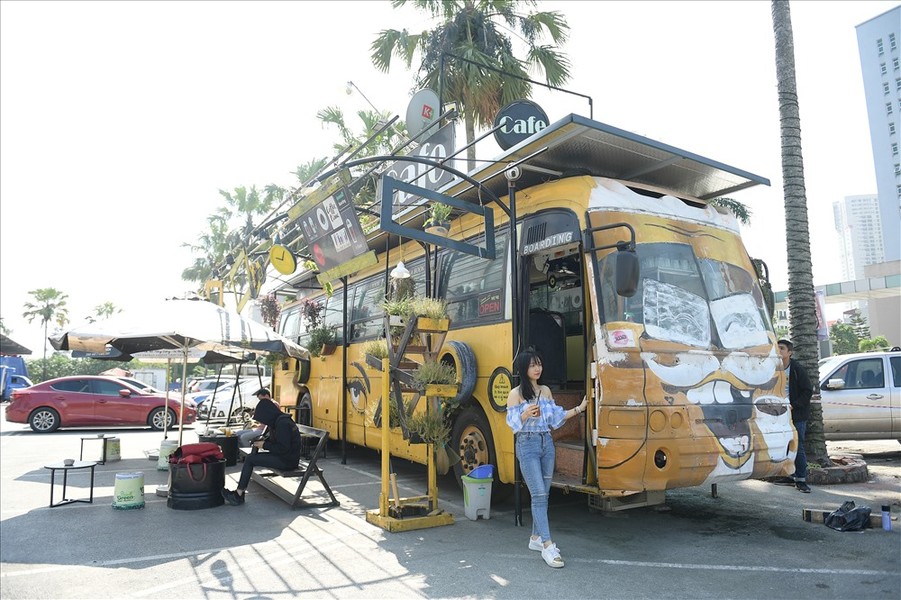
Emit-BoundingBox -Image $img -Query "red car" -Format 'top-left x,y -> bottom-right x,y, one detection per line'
5,375 -> 196,433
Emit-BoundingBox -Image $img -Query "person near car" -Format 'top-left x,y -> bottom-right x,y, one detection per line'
222,388 -> 301,505
777,339 -> 814,493
506,348 -> 587,568
232,388 -> 270,448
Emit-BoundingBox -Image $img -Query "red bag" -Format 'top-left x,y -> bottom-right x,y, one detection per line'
168,442 -> 224,465
168,442 -> 225,482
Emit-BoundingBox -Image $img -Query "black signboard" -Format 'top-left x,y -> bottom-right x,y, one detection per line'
493,99 -> 550,150
295,185 -> 371,277
383,122 -> 456,211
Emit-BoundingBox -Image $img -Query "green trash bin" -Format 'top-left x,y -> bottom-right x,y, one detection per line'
462,465 -> 493,520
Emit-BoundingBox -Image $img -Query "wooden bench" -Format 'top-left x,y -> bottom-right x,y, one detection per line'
238,424 -> 339,509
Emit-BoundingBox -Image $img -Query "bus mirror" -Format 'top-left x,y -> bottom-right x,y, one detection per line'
615,250 -> 639,297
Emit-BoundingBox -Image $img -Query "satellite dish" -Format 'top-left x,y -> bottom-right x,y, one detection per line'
405,89 -> 440,139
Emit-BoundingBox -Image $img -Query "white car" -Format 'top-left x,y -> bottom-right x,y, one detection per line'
197,377 -> 271,421
818,350 -> 900,441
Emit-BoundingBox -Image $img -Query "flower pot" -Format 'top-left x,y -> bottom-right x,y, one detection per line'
425,222 -> 450,237
320,343 -> 337,356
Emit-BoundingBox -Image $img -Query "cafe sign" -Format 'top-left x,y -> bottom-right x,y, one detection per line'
493,99 -> 549,150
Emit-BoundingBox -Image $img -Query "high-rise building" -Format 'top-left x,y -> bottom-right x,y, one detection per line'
833,194 -> 885,280
856,6 -> 901,262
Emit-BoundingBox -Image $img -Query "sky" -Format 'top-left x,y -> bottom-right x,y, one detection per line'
1,0 -> 896,357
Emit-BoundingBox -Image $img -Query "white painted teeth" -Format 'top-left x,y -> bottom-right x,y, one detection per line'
686,380 -> 742,405
721,435 -> 750,455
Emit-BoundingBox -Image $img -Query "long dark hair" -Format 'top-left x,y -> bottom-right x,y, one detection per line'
514,348 -> 543,402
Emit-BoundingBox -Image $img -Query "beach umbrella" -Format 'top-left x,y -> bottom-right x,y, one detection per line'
51,298 -> 308,445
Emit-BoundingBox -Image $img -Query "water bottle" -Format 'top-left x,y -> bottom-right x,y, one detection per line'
882,505 -> 892,532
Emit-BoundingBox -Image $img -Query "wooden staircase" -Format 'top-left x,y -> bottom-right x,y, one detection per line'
550,390 -> 586,482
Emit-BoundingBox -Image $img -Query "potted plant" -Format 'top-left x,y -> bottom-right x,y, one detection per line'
361,338 -> 389,369
412,360 -> 457,398
300,299 -> 336,357
424,201 -> 452,236
406,409 -> 451,447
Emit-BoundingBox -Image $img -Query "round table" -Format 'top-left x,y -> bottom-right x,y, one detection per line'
44,460 -> 97,508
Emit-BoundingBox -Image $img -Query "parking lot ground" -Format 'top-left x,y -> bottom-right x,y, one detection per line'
1,419 -> 899,599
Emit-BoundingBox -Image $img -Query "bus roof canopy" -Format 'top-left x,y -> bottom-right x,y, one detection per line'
445,113 -> 770,203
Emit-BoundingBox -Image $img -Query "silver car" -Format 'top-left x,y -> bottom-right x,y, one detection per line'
818,350 -> 900,441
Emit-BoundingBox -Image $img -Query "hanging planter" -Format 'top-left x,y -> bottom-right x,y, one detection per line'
425,222 -> 450,237
424,202 -> 452,237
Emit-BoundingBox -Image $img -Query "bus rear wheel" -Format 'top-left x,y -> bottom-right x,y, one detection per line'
451,407 -> 510,500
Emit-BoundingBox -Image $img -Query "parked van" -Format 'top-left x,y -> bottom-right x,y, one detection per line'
818,350 -> 900,441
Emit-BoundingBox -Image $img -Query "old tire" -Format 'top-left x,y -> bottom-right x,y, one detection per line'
440,341 -> 477,406
451,406 -> 510,500
296,392 -> 313,426
148,407 -> 177,431
29,407 -> 60,433
294,358 -> 311,385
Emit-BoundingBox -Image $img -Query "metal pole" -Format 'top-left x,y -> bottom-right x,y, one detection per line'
506,166 -> 523,527
341,276 -> 349,465
380,357 -> 391,516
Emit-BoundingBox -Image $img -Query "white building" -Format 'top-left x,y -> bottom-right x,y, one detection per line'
833,194 -> 885,281
856,6 -> 901,263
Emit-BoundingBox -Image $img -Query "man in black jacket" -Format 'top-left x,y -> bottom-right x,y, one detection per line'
778,339 -> 814,493
222,388 -> 301,505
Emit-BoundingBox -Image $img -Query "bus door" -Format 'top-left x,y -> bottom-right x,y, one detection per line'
518,209 -> 586,392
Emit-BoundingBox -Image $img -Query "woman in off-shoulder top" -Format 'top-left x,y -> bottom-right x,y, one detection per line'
506,349 -> 586,568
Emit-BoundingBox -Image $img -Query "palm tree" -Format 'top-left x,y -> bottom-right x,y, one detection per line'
92,302 -> 120,321
771,0 -> 827,466
371,0 -> 571,170
22,288 -> 69,380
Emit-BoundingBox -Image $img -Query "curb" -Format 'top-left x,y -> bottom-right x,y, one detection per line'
806,455 -> 869,485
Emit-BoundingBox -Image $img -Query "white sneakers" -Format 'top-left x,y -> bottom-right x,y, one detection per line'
528,536 -> 544,551
540,542 -> 564,568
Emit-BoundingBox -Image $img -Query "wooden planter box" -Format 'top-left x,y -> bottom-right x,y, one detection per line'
424,384 -> 458,398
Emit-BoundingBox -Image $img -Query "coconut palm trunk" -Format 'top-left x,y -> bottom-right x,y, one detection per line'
771,0 -> 828,466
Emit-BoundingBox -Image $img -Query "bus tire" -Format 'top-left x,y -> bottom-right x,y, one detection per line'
451,406 -> 511,501
295,392 -> 313,426
440,341 -> 477,406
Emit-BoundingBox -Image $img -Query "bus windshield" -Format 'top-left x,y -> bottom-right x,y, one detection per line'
598,242 -> 771,349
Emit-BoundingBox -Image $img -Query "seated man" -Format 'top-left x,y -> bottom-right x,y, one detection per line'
222,388 -> 301,506
233,388 -> 271,448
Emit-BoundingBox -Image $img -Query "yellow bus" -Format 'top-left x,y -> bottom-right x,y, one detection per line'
270,115 -> 794,509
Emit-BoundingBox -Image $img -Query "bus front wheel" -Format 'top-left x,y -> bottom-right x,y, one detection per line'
451,407 -> 509,499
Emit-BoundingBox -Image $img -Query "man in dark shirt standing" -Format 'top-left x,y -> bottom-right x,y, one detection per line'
778,339 -> 814,493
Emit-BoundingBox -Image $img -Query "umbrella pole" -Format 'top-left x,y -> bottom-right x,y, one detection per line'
178,348 -> 188,447
163,357 -> 172,440
203,364 -> 225,430
223,369 -> 241,430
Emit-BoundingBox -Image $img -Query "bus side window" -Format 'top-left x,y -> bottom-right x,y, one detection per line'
323,290 -> 345,341
351,278 -> 386,341
280,308 -> 301,341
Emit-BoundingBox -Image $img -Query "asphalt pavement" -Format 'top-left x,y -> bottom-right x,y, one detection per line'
1,417 -> 898,599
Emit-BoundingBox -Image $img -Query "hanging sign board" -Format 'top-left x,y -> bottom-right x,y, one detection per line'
493,99 -> 549,150
291,175 -> 375,283
383,122 -> 456,213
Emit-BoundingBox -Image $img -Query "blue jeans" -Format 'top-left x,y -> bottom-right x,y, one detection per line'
793,420 -> 807,482
516,431 -> 555,543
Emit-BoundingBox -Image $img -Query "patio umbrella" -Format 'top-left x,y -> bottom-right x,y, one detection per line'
51,298 -> 308,445
0,334 -> 32,356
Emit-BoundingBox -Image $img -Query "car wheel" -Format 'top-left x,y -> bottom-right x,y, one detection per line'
233,407 -> 254,424
149,407 -> 177,431
451,406 -> 510,500
29,407 -> 60,433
